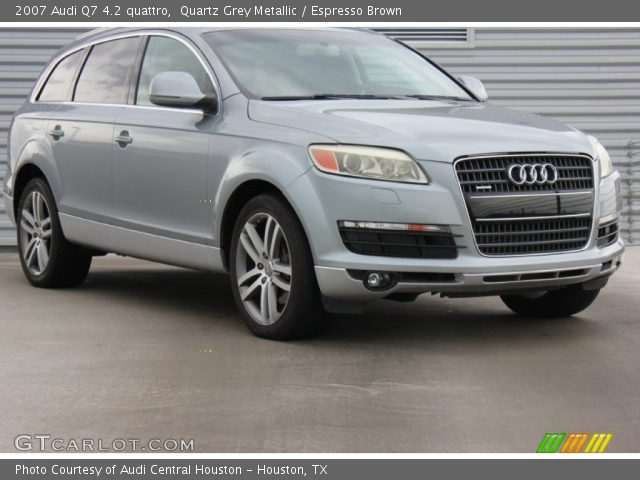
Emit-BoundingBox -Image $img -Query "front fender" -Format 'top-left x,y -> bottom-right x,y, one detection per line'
211,142 -> 313,246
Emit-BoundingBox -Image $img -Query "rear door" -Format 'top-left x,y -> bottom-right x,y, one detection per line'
48,36 -> 142,223
112,35 -> 215,244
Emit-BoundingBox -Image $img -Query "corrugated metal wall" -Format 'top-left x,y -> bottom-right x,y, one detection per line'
0,28 -> 88,247
425,28 -> 640,244
0,27 -> 639,248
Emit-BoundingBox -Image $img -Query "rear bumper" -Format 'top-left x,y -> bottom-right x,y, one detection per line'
315,239 -> 624,301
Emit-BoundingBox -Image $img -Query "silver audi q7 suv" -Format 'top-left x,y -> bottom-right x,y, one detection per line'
3,28 -> 624,339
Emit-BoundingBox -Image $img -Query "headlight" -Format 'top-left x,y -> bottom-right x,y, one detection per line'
308,145 -> 428,184
594,140 -> 615,178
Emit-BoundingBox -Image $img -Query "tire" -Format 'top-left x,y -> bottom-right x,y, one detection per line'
500,284 -> 600,318
229,194 -> 328,340
16,178 -> 92,288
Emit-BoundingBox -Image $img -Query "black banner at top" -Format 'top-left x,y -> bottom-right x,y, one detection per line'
4,0 -> 640,22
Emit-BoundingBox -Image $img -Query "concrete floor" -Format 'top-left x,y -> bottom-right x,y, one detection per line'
0,248 -> 638,453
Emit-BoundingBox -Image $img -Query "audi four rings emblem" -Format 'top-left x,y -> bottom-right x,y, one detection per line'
507,163 -> 559,185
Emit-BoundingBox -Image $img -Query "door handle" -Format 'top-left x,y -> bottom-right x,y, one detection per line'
115,131 -> 133,147
48,126 -> 64,140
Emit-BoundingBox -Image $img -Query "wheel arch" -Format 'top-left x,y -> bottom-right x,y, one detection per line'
219,179 -> 311,270
11,136 -> 63,216
12,163 -> 50,215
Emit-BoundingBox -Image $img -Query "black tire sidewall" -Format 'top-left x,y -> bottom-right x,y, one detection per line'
17,178 -> 61,285
229,194 -> 325,340
16,178 -> 90,288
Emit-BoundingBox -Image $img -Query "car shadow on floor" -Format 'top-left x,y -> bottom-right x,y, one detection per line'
75,265 -> 597,347
80,267 -> 240,326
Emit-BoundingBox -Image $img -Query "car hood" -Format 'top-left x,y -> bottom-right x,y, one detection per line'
248,99 -> 594,163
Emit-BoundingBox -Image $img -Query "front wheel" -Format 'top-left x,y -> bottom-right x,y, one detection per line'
501,284 -> 600,318
229,194 -> 328,340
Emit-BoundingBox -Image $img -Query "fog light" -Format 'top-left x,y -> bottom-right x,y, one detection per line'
364,271 -> 396,291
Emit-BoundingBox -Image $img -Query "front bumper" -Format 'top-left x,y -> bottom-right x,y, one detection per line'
315,239 -> 624,300
287,158 -> 624,302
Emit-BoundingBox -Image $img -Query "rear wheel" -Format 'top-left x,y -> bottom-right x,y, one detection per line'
17,178 -> 91,288
501,284 -> 600,318
229,194 -> 327,340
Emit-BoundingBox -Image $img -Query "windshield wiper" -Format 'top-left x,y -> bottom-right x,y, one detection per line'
259,94 -> 407,101
402,94 -> 471,101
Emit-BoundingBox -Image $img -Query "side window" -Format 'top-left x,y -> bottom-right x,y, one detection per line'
74,36 -> 141,104
136,36 -> 213,106
38,49 -> 85,102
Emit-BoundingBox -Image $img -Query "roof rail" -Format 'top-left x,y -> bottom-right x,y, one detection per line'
75,27 -> 114,40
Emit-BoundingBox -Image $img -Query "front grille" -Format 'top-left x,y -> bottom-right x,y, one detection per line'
597,219 -> 619,248
455,154 -> 595,256
455,155 -> 594,194
338,226 -> 458,259
474,217 -> 592,255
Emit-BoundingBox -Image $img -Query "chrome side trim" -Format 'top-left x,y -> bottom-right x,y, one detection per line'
59,213 -> 225,272
50,101 -> 206,115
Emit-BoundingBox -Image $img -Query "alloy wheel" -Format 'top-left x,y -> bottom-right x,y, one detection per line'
235,212 -> 292,325
19,191 -> 52,275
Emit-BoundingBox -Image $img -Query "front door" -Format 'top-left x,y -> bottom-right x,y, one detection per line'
112,35 -> 217,245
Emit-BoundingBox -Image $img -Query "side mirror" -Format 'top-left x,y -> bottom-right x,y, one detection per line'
458,75 -> 488,102
149,71 -> 217,112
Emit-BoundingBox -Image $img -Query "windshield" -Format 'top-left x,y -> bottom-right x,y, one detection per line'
204,29 -> 473,101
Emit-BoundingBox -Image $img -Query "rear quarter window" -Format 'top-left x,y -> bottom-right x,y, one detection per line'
37,49 -> 85,102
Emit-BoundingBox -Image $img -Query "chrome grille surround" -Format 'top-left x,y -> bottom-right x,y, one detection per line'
456,154 -> 593,194
454,153 -> 596,257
